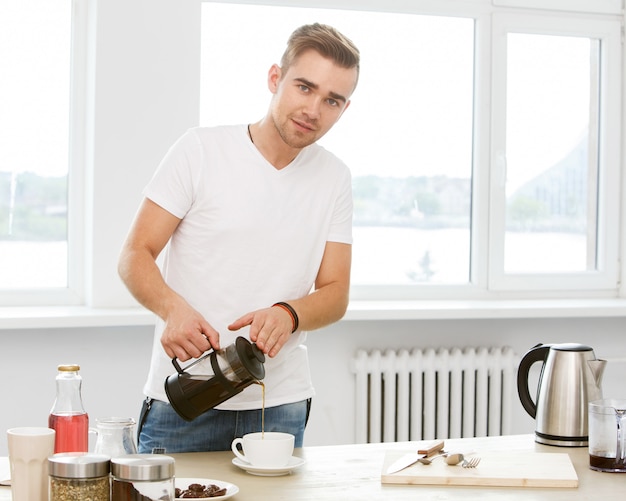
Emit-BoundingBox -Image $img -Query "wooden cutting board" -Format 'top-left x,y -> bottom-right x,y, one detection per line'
381,451 -> 578,488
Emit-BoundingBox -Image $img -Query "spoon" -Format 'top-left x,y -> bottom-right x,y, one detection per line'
444,453 -> 465,466
447,454 -> 481,468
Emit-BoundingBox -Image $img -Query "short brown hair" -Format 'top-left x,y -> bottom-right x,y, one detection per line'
280,23 -> 360,87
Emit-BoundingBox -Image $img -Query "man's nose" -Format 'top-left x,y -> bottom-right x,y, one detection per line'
303,96 -> 322,119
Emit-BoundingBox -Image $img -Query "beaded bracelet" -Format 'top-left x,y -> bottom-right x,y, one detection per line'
273,301 -> 299,333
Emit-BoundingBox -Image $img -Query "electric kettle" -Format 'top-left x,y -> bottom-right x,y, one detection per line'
164,336 -> 265,421
517,342 -> 606,447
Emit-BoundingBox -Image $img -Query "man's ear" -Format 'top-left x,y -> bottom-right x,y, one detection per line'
267,64 -> 282,94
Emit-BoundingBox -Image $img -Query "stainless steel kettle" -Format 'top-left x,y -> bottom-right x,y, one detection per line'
517,342 -> 606,447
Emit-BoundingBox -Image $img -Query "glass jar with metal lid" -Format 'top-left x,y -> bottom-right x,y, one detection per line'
49,453 -> 110,501
111,454 -> 175,501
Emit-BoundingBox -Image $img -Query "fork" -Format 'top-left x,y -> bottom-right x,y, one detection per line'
461,456 -> 481,468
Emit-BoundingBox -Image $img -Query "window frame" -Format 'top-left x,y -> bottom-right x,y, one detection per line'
488,12 -> 622,293
206,0 -> 621,301
0,0 -> 86,306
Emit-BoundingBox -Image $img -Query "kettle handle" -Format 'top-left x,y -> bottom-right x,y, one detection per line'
516,343 -> 551,418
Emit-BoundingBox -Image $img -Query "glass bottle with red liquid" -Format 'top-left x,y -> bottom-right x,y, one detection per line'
48,364 -> 89,453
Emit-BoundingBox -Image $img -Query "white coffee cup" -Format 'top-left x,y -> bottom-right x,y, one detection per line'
231,432 -> 294,468
7,427 -> 56,501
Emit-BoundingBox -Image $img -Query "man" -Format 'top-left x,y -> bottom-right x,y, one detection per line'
118,23 -> 360,453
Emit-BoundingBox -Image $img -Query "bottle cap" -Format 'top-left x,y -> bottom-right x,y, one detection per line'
49,453 -> 110,478
57,364 -> 81,372
111,454 -> 175,480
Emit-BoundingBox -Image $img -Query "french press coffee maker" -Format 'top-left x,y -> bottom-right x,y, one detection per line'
164,336 -> 265,421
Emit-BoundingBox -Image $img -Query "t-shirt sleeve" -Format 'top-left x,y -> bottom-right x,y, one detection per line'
327,164 -> 353,245
143,129 -> 202,219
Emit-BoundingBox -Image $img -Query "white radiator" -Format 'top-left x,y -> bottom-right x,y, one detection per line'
351,346 -> 518,443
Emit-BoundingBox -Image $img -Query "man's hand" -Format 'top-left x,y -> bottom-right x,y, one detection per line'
228,305 -> 294,358
161,297 -> 220,361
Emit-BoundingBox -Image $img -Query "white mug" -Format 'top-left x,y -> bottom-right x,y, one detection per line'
231,432 -> 294,468
7,427 -> 56,501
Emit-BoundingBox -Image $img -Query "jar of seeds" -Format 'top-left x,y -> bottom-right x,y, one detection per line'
111,454 -> 175,501
49,453 -> 110,501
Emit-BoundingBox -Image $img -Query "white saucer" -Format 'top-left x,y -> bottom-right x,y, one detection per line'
232,456 -> 305,476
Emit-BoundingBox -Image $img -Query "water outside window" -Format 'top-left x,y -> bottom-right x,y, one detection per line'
0,0 -> 71,289
504,33 -> 598,274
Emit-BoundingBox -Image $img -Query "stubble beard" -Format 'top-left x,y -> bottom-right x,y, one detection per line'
271,113 -> 319,150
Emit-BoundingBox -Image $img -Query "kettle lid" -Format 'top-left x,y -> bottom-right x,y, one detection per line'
235,337 -> 266,380
551,343 -> 593,352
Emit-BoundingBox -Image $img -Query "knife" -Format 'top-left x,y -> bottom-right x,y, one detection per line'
385,440 -> 444,474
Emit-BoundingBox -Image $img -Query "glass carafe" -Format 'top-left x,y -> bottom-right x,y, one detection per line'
93,417 -> 138,457
589,399 -> 626,472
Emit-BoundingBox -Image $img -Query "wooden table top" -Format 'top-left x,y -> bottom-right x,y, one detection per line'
0,434 -> 623,500
172,434 -> 622,500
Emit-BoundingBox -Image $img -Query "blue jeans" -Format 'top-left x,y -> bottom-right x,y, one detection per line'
137,398 -> 310,453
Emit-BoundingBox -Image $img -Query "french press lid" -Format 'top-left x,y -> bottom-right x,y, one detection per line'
233,336 -> 265,380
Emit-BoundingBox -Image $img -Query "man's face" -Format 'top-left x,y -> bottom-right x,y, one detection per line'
268,49 -> 358,149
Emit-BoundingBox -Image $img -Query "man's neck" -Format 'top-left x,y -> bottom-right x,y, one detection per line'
248,121 -> 301,170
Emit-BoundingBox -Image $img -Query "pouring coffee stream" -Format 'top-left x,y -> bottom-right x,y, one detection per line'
165,336 -> 266,421
255,380 -> 266,438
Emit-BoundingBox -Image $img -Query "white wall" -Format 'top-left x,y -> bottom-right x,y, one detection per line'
85,0 -> 201,308
1,316 -> 625,455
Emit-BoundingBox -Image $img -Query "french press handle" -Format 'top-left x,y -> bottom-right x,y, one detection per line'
171,351 -> 213,374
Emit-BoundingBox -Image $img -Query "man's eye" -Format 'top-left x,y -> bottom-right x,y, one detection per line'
327,98 -> 339,107
299,84 -> 310,92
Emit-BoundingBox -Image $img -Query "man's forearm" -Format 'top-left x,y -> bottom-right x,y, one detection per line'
118,248 -> 178,321
287,282 -> 349,332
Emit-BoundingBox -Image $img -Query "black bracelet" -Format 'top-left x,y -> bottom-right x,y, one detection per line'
273,301 -> 299,333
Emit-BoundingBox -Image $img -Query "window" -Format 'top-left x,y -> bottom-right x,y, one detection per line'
0,0 -> 79,304
2,0 -> 622,309
489,14 -> 621,292
200,1 -> 622,299
504,34 -> 597,275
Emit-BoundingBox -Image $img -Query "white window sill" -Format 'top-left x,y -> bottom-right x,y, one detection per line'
1,298 -> 626,330
343,298 -> 626,320
0,306 -> 157,330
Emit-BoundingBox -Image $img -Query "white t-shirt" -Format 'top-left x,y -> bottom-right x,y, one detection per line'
142,125 -> 353,410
